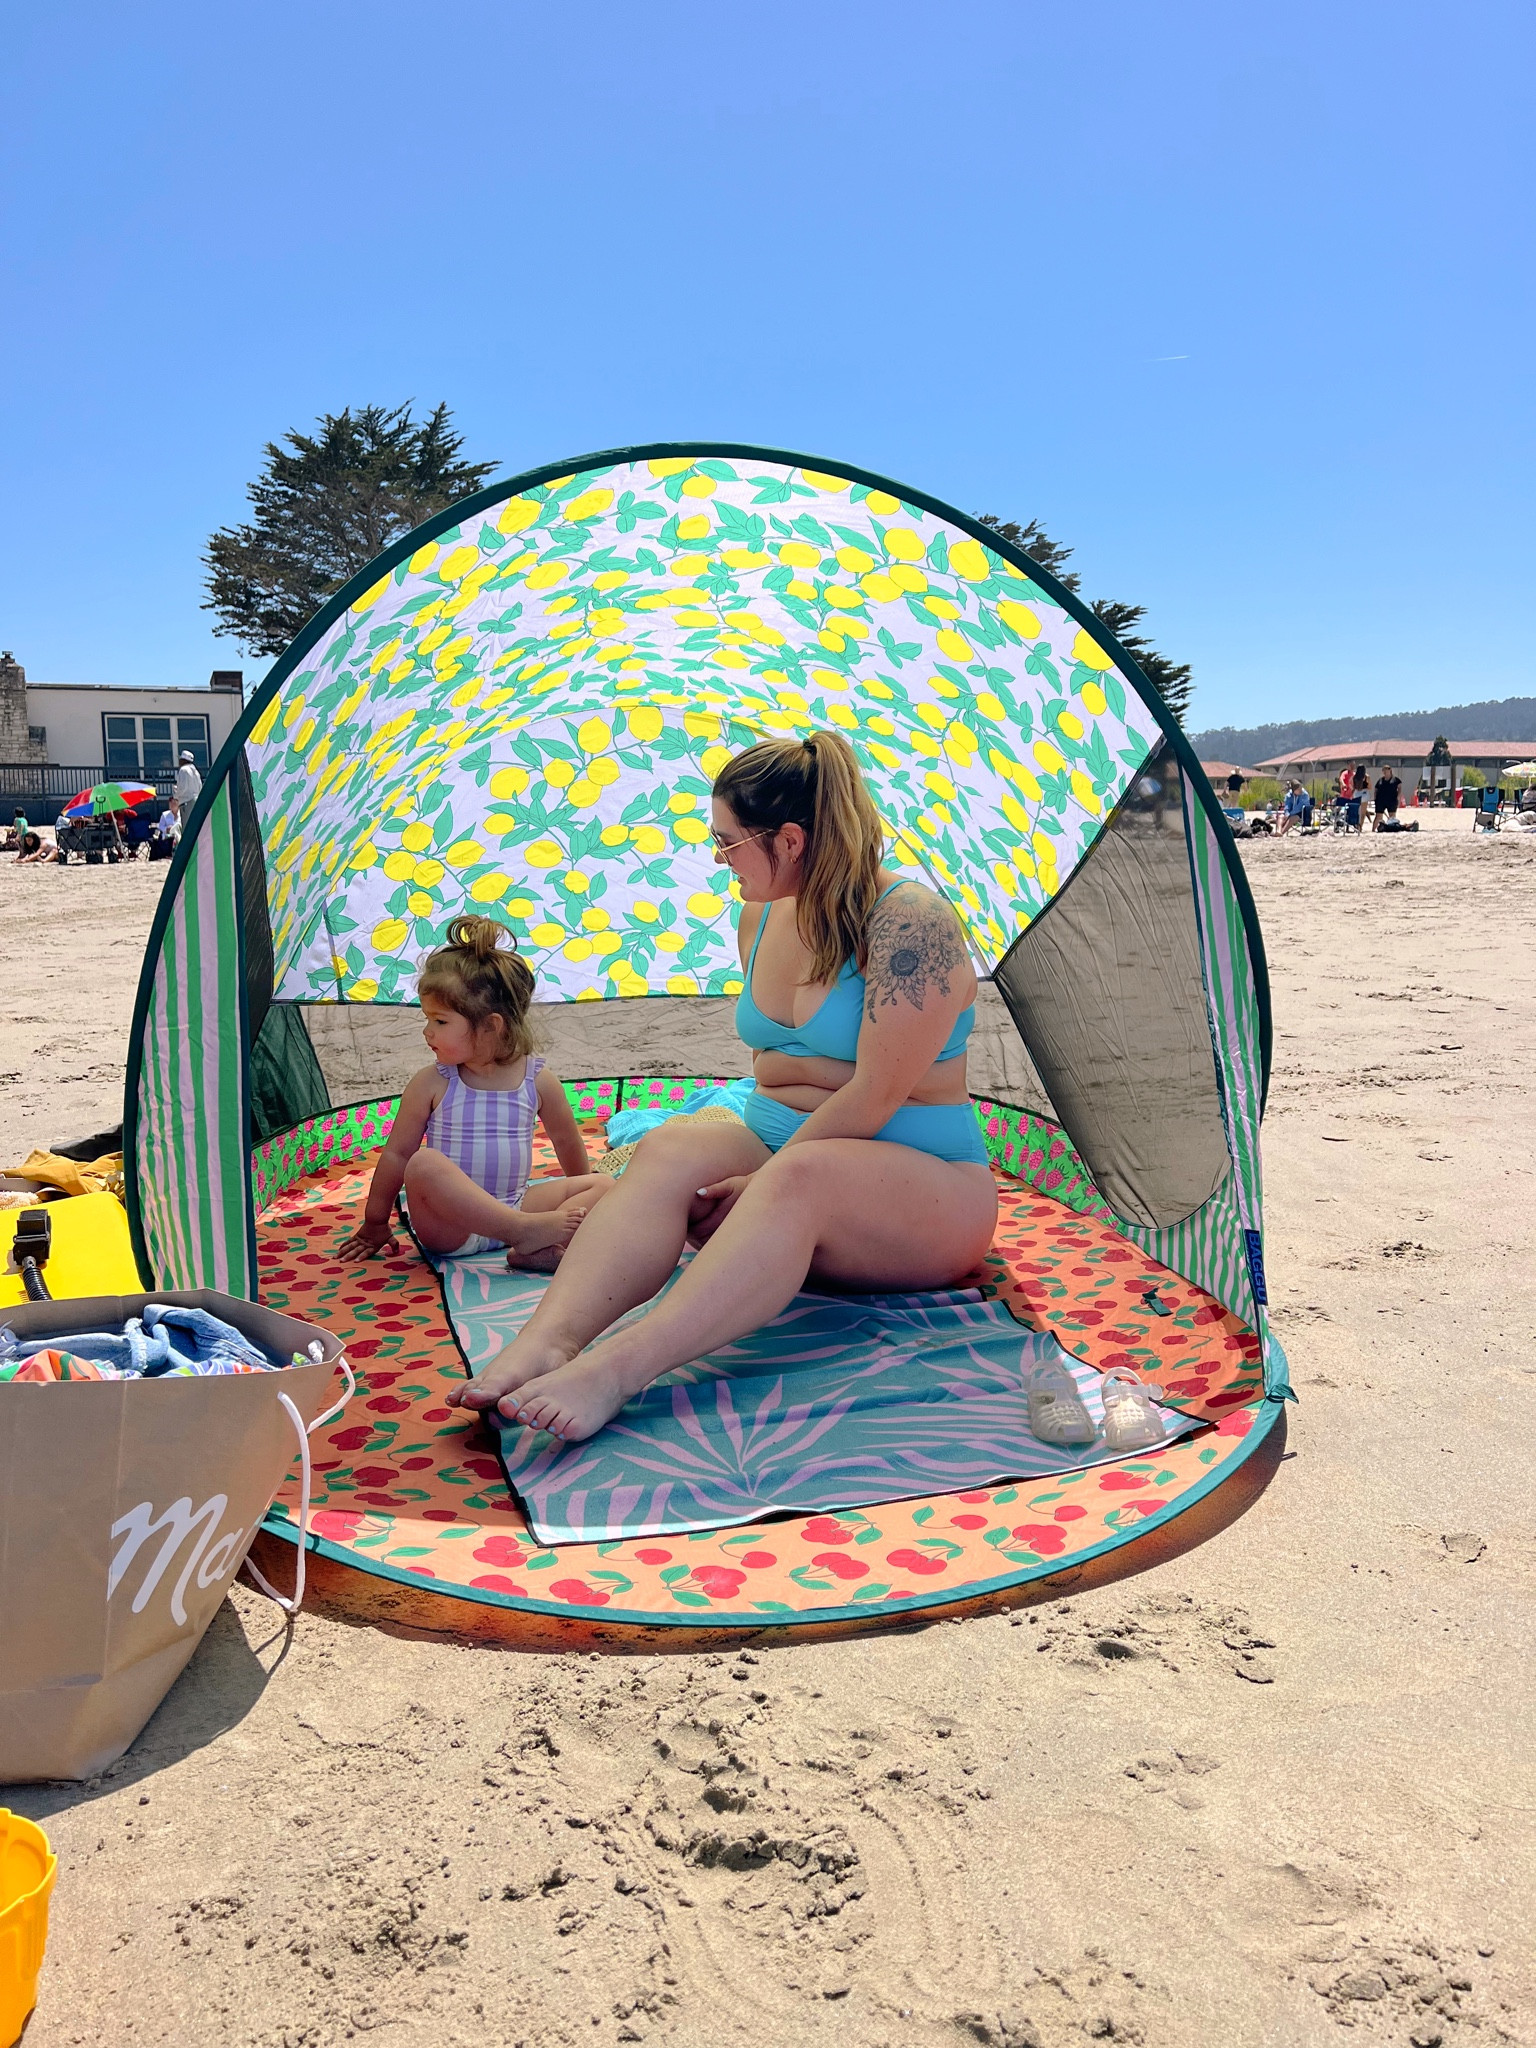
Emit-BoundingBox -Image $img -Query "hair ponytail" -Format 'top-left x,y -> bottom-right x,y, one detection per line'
417,915 -> 538,1057
713,730 -> 884,983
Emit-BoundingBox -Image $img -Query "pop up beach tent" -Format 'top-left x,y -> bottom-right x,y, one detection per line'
124,445 -> 1287,1636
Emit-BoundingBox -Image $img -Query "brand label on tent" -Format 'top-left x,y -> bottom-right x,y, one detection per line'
1243,1229 -> 1268,1307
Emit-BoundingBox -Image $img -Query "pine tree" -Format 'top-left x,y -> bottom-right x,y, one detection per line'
1088,599 -> 1194,727
204,404 -> 498,655
975,513 -> 1193,726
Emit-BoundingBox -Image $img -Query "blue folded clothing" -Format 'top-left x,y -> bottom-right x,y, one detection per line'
605,1078 -> 755,1149
0,1303 -> 277,1379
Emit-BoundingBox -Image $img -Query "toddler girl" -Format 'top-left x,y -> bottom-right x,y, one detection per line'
338,916 -> 610,1268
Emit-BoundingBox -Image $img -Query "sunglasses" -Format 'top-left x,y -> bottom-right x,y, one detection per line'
710,826 -> 773,857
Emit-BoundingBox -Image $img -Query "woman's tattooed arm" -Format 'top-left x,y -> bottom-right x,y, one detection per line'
864,885 -> 967,1017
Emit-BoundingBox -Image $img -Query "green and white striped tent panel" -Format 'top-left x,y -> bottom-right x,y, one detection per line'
1118,780 -> 1285,1397
129,774 -> 256,1295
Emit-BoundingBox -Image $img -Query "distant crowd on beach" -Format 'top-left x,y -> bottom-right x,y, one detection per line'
1277,762 -> 1404,834
1223,761 -> 1536,838
4,753 -> 203,867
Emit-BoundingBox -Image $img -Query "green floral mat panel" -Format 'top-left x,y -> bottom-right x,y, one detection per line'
252,1097 -> 401,1213
249,1082 -> 1109,1220
973,1098 -> 1109,1218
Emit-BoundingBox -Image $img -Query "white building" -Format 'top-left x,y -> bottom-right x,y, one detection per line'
1,652 -> 247,820
1254,737 -> 1536,797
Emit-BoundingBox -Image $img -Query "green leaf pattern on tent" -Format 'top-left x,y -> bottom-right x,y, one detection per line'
244,459 -> 1162,1004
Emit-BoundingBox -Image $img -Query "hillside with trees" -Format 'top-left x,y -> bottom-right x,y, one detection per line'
1192,695 -> 1536,763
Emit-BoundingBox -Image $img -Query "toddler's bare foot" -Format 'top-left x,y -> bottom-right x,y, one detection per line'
506,1208 -> 583,1258
446,1334 -> 577,1412
503,1348 -> 651,1442
505,1244 -> 565,1273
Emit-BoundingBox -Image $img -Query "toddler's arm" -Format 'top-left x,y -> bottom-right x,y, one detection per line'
337,1067 -> 439,1258
534,1067 -> 593,1178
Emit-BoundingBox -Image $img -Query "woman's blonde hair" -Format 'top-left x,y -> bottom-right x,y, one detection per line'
417,916 -> 537,1058
713,730 -> 884,983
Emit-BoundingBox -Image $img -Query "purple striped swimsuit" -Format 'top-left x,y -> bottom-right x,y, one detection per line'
422,1057 -> 543,1205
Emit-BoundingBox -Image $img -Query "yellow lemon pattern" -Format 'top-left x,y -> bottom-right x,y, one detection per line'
248,456 -> 1159,1002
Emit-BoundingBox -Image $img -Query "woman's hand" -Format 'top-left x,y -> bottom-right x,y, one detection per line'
337,1216 -> 398,1260
686,1174 -> 753,1246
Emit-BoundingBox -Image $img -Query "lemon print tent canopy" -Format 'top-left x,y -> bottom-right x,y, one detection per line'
123,444 -> 1274,1383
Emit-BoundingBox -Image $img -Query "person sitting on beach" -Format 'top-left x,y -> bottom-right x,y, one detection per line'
15,831 -> 58,864
337,917 -> 612,1270
448,729 -> 998,1443
1278,781 -> 1309,835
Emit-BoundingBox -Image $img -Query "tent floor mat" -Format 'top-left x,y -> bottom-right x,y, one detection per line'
258,1124 -> 1281,1635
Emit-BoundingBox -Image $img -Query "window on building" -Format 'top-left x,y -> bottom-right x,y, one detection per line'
103,714 -> 210,779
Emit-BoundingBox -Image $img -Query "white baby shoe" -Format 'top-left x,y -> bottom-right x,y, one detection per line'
1026,1356 -> 1099,1446
1099,1367 -> 1168,1453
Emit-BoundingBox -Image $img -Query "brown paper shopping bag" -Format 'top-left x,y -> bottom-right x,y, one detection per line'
0,1290 -> 352,1783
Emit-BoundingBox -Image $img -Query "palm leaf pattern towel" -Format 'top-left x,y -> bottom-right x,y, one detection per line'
438,1256 -> 1200,1544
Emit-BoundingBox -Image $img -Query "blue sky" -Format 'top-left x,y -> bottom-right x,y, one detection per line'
3,0 -> 1531,732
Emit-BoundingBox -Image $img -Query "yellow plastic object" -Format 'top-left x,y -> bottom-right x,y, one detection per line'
0,1191 -> 141,1309
0,1810 -> 56,2047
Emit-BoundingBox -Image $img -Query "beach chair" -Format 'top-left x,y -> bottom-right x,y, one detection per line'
1472,787 -> 1503,832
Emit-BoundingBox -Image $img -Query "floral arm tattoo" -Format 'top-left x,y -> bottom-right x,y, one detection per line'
865,885 -> 967,1018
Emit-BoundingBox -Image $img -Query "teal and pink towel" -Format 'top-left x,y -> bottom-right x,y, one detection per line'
436,1254 -> 1200,1544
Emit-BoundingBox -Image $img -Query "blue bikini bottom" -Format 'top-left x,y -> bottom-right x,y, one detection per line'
741,1088 -> 990,1166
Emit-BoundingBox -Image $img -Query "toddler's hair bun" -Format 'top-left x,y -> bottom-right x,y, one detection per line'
445,915 -> 519,961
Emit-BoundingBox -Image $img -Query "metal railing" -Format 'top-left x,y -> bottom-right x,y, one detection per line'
0,763 -> 178,798
0,763 -> 178,823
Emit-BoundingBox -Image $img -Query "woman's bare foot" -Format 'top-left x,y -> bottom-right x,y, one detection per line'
445,1334 -> 577,1412
502,1347 -> 652,1442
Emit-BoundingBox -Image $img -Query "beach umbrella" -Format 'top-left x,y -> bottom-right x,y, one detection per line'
62,781 -> 157,819
1500,761 -> 1536,782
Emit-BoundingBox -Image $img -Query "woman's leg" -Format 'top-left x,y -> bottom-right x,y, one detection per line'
446,1120 -> 771,1411
402,1149 -> 581,1257
507,1141 -> 998,1441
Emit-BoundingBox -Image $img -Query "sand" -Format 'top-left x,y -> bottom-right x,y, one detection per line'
3,810 -> 1534,2048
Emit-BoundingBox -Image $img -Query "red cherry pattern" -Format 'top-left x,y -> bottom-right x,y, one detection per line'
252,1101 -> 1271,1623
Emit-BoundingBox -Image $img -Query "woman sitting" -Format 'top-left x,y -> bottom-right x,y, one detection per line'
449,729 -> 998,1441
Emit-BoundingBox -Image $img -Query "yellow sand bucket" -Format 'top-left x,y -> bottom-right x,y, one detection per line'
0,1811 -> 56,2046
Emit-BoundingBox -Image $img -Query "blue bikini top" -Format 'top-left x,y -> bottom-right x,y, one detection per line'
734,882 -> 974,1065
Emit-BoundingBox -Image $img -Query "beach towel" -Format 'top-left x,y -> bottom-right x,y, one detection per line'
0,1301 -> 276,1379
602,1078 -> 754,1149
436,1252 -> 1202,1543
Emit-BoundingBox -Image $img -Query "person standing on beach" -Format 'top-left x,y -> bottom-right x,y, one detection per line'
1373,765 -> 1401,830
172,749 -> 202,825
